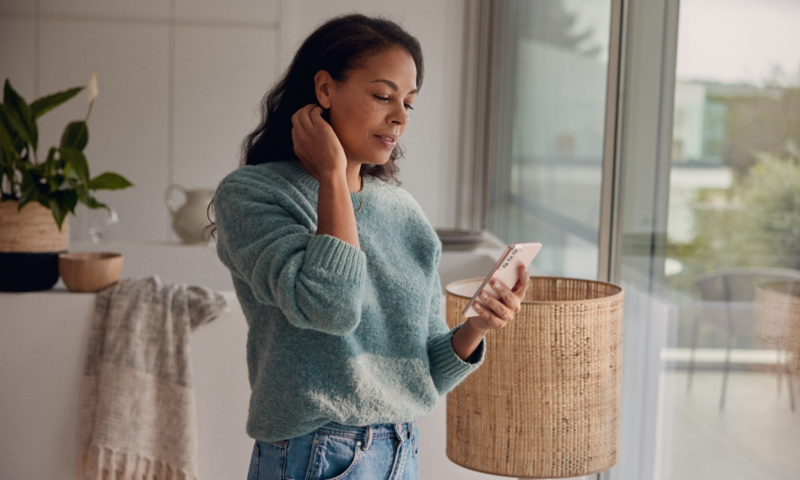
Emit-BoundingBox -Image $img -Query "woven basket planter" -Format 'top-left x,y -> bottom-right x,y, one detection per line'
445,276 -> 624,478
753,281 -> 800,350
0,200 -> 69,291
753,281 -> 800,409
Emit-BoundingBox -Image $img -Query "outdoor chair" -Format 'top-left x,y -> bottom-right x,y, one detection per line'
687,267 -> 800,411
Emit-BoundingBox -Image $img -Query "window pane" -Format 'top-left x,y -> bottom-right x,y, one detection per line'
617,1 -> 800,479
487,0 -> 612,279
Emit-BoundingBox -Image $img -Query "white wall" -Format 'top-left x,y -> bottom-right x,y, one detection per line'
0,0 -> 462,245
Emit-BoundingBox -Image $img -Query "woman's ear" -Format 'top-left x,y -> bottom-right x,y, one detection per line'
314,70 -> 334,109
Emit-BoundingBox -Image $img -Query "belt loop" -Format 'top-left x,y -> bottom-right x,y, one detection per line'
410,420 -> 415,439
364,424 -> 373,451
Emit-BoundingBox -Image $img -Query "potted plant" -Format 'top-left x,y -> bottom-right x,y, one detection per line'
0,70 -> 133,292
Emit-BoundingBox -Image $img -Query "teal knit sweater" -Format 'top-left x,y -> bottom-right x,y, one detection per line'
214,159 -> 485,442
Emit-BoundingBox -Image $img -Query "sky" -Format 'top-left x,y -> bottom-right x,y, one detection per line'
676,0 -> 800,85
564,0 -> 800,87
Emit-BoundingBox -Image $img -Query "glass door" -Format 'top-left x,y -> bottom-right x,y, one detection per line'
610,0 -> 800,478
485,0 -> 613,280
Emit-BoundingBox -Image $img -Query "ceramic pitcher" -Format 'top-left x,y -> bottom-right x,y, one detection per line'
165,184 -> 215,244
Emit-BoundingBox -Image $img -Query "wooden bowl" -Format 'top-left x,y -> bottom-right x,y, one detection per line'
58,252 -> 124,293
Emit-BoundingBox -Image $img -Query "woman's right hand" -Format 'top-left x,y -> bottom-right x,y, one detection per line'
291,104 -> 347,179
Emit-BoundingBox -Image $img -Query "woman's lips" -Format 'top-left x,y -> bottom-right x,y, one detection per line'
375,135 -> 397,148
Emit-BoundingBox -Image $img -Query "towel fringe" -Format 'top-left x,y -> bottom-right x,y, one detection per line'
82,444 -> 199,480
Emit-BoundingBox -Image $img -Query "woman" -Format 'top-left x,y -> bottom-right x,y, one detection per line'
211,13 -> 530,480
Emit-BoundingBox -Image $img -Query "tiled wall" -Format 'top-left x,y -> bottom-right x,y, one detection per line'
0,0 -> 465,243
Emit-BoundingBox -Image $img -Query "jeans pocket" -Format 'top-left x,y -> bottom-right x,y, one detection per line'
314,434 -> 362,480
250,439 -> 287,480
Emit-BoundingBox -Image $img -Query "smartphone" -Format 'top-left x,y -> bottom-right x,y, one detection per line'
462,242 -> 542,317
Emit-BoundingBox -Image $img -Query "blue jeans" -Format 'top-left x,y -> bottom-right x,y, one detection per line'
247,421 -> 419,480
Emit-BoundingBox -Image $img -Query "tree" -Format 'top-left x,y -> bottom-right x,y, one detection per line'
513,0 -> 602,58
739,153 -> 800,269
718,65 -> 800,176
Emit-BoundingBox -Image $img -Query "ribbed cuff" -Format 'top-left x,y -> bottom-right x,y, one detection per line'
304,234 -> 366,283
429,324 -> 486,378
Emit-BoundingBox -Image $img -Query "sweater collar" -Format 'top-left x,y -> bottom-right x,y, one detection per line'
280,159 -> 378,212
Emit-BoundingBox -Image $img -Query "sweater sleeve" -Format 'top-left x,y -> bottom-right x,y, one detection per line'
214,176 -> 367,336
426,250 -> 486,395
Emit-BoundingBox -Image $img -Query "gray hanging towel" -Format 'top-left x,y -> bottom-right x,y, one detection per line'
78,275 -> 229,480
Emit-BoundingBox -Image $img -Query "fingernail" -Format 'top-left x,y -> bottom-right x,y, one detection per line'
481,292 -> 488,300
474,303 -> 482,310
493,281 -> 500,288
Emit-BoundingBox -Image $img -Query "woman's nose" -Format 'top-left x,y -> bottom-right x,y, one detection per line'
389,103 -> 409,126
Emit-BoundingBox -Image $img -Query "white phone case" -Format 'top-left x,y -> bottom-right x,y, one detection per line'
462,242 -> 542,317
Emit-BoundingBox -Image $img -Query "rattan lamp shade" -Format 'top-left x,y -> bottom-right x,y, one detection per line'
445,276 -> 624,479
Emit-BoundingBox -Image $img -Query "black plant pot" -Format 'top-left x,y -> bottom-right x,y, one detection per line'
0,201 -> 70,292
0,251 -> 64,292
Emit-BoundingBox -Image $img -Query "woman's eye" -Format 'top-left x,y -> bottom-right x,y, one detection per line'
373,95 -> 413,111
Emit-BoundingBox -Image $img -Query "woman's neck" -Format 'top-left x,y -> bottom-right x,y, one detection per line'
344,161 -> 363,193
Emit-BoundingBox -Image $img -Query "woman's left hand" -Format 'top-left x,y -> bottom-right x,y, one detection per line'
469,264 -> 530,331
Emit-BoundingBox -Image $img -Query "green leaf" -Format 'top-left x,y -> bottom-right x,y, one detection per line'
88,172 -> 133,190
0,104 -> 29,157
65,176 -> 84,193
60,121 -> 88,150
63,162 -> 78,181
48,196 -> 67,231
55,189 -> 79,216
3,80 -> 37,153
79,191 -> 108,210
43,147 -> 57,177
0,100 -> 32,148
30,86 -> 83,118
0,116 -> 18,164
59,147 -> 89,185
17,173 -> 42,209
45,171 -> 66,193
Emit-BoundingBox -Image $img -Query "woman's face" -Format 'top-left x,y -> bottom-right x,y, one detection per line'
325,46 -> 418,166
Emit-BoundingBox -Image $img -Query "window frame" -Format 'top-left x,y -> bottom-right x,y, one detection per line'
459,2 -> 684,480
458,0 -> 630,284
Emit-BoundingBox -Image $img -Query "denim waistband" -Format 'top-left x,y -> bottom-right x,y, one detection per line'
313,420 -> 415,450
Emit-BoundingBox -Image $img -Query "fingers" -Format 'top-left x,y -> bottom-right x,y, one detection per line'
291,104 -> 348,181
477,291 -> 512,321
291,105 -> 321,158
296,104 -> 317,131
472,302 -> 507,330
487,279 -> 521,314
291,109 -> 302,132
291,104 -> 320,133
309,104 -> 325,124
513,264 -> 530,295
472,276 -> 524,329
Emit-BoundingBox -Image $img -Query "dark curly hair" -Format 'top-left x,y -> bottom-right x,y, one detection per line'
205,13 -> 424,241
